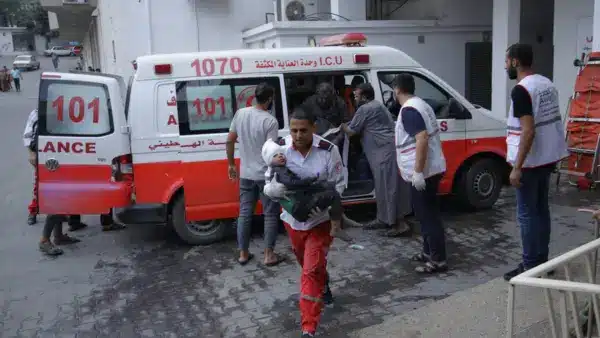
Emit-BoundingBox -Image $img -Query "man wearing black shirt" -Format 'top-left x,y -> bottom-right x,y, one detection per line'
503,43 -> 568,281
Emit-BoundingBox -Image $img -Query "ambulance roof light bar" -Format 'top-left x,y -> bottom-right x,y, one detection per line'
319,33 -> 367,47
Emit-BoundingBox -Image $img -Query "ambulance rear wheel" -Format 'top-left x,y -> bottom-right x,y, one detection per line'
171,195 -> 229,245
456,158 -> 502,210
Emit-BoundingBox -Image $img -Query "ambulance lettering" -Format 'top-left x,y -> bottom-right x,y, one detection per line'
319,56 -> 343,66
191,56 -> 243,77
439,121 -> 448,132
40,141 -> 96,154
167,113 -> 178,125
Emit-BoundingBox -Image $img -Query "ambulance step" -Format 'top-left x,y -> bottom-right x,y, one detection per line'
568,117 -> 600,123
558,170 -> 589,177
568,147 -> 597,155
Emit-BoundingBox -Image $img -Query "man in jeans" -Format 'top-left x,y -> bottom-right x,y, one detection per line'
502,43 -> 568,281
226,83 -> 284,266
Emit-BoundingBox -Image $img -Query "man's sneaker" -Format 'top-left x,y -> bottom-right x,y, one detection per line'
301,332 -> 315,337
39,241 -> 63,256
323,286 -> 334,305
27,214 -> 37,226
54,235 -> 81,245
504,264 -> 524,281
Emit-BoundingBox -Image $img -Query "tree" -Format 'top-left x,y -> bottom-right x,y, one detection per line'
0,0 -> 49,35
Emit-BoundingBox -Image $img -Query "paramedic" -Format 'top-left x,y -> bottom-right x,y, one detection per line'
393,74 -> 449,274
226,82 -> 284,267
502,43 -> 568,281
341,83 -> 412,236
264,107 -> 344,337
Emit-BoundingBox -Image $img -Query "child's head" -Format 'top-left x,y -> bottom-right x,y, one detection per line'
271,152 -> 286,166
262,138 -> 286,167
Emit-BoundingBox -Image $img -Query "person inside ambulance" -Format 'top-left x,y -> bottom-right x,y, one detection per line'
262,107 -> 343,338
502,43 -> 568,281
302,82 -> 347,136
393,74 -> 449,273
341,83 -> 412,236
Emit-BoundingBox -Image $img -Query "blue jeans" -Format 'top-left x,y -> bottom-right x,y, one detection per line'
237,178 -> 280,252
516,165 -> 553,269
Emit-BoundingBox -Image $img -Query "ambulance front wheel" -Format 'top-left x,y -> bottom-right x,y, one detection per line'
455,158 -> 503,210
171,195 -> 229,245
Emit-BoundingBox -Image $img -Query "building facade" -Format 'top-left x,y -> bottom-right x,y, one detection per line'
40,0 -> 600,120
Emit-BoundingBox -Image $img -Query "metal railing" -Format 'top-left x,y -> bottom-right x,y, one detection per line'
507,210 -> 600,338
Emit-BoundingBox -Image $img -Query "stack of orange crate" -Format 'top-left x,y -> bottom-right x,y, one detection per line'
564,52 -> 600,188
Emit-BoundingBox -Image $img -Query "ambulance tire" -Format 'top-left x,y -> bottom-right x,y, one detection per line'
171,195 -> 228,245
456,158 -> 503,210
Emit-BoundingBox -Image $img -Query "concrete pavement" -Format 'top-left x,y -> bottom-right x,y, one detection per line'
1,55 -> 600,337
352,258 -> 598,338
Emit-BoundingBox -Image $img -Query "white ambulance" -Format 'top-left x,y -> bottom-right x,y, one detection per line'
35,33 -> 507,245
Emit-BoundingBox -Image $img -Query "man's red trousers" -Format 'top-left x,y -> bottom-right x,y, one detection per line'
284,221 -> 333,334
28,169 -> 38,214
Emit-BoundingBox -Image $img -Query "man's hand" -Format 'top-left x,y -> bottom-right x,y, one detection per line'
411,172 -> 426,191
593,209 -> 600,220
28,150 -> 36,167
228,164 -> 238,181
509,168 -> 522,188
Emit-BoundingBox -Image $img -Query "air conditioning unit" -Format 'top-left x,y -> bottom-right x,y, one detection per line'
274,0 -> 318,21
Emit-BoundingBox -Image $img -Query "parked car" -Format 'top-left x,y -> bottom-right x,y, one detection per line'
43,46 -> 72,57
12,55 -> 40,71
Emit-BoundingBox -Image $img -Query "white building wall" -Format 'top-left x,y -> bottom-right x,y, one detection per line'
387,0 -> 492,25
0,31 -> 14,54
554,0 -> 594,117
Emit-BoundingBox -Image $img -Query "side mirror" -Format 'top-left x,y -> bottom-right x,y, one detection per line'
448,98 -> 471,120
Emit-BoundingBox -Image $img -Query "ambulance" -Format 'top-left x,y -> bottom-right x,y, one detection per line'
35,33 -> 508,245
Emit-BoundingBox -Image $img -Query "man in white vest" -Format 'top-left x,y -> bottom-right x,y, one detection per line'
502,43 -> 568,281
393,74 -> 448,274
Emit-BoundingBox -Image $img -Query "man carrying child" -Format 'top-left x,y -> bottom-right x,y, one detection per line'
262,107 -> 346,338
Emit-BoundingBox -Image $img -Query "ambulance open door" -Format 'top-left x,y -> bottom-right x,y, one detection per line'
36,72 -> 133,215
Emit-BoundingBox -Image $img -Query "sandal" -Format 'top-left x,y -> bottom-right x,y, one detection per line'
102,223 -> 126,232
39,241 -> 63,256
238,253 -> 254,266
410,252 -> 430,263
415,261 -> 448,274
381,227 -> 412,238
265,254 -> 286,267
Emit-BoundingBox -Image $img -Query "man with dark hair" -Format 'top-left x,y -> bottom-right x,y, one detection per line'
263,107 -> 344,337
226,82 -> 284,267
502,43 -> 568,281
303,82 -> 348,135
394,73 -> 448,273
341,83 -> 412,236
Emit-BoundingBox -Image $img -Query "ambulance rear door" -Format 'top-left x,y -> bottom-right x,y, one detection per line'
36,72 -> 133,215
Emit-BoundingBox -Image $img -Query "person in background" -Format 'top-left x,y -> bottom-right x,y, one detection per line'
393,74 -> 448,273
51,53 -> 59,71
11,66 -> 21,92
263,108 -> 344,338
341,83 -> 412,237
226,82 -> 284,267
502,43 -> 568,281
0,66 -> 11,91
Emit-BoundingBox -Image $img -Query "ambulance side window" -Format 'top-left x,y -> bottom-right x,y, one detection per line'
38,80 -> 113,136
377,72 -> 451,119
176,76 -> 284,135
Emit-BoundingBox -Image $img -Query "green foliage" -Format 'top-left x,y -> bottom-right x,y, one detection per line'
0,0 -> 50,35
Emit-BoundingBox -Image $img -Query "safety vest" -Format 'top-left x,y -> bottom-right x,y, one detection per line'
506,75 -> 568,167
395,96 -> 446,181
